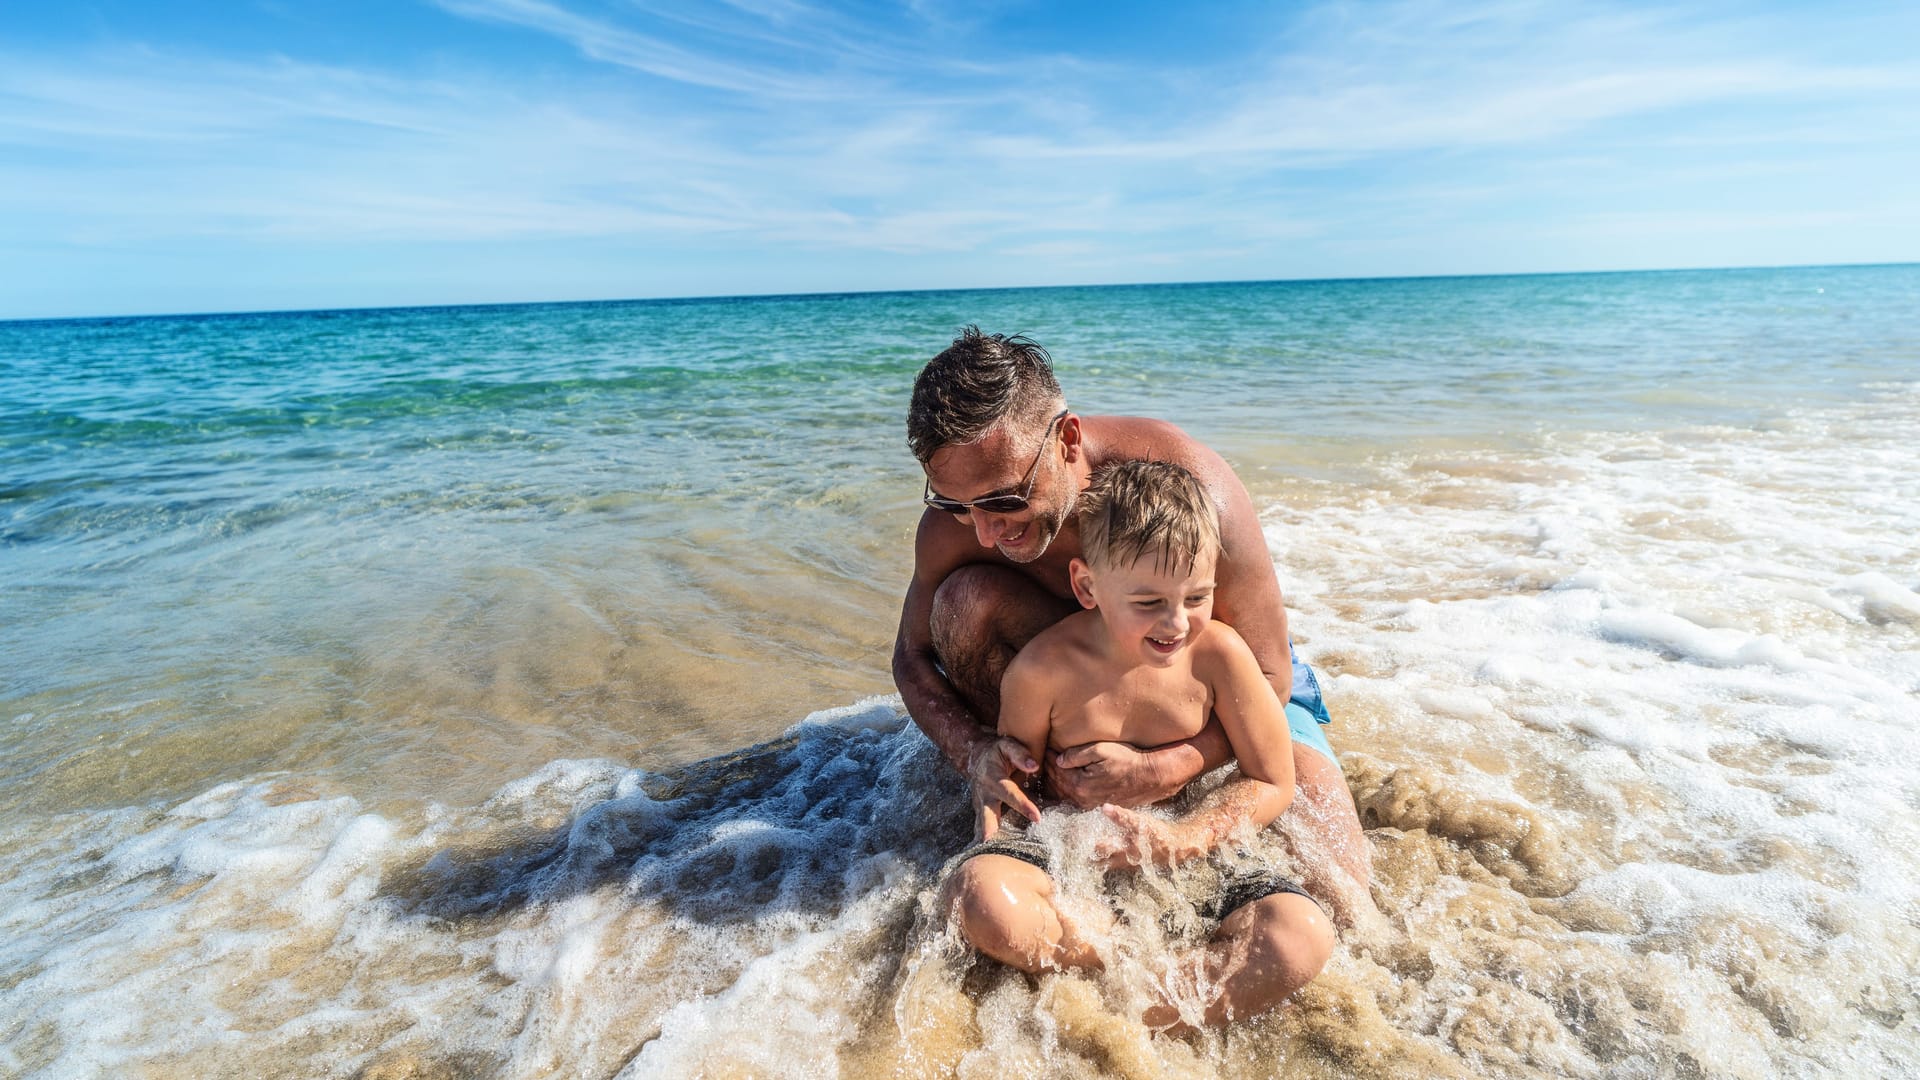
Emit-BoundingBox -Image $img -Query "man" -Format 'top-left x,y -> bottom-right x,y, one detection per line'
892,327 -> 1370,897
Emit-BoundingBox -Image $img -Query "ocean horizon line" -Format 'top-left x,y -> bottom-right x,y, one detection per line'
5,263 -> 1916,1075
7,259 -> 1914,328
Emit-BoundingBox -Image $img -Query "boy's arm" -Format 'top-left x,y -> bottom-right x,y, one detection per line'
1099,629 -> 1294,867
985,654 -> 1055,841
1204,627 -> 1296,804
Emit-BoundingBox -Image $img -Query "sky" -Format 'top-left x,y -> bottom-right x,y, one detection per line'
2,0 -> 1917,319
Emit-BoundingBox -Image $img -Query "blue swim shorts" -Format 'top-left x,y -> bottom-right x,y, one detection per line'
1286,701 -> 1337,766
1286,650 -> 1337,765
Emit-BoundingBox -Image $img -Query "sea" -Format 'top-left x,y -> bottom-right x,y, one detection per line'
1,265 -> 1916,1078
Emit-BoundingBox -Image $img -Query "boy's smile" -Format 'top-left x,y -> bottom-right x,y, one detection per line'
1071,549 -> 1218,667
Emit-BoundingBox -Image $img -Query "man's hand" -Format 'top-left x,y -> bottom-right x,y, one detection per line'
970,736 -> 1043,841
1047,742 -> 1181,809
1093,804 -> 1204,869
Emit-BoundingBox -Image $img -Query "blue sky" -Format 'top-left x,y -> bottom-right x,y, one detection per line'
3,1 -> 1917,318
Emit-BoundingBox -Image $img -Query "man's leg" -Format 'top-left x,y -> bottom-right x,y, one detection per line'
1279,701 -> 1372,899
946,854 -> 1103,972
1291,745 -> 1373,895
1142,892 -> 1335,1032
930,564 -> 1078,720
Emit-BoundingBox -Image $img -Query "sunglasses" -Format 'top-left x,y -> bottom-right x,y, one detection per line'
923,409 -> 1069,517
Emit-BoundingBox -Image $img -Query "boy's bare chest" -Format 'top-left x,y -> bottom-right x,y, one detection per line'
1049,666 -> 1211,750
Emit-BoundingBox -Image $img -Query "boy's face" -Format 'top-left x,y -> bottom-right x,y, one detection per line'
1070,548 -> 1218,667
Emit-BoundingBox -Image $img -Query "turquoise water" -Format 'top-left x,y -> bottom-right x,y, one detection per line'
2,266 -> 1918,1078
8,268 -> 1910,555
7,266 -> 1908,568
5,267 -> 1913,803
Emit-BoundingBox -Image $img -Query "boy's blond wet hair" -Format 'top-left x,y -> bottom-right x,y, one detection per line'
1078,459 -> 1221,574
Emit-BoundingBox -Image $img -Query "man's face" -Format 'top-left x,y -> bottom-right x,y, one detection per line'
1071,548 -> 1218,668
923,413 -> 1073,563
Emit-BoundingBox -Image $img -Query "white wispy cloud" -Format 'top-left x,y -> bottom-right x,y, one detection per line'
2,0 -> 1916,315
432,0 -> 861,98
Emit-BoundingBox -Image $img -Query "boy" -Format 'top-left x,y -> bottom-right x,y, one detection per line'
947,459 -> 1335,1031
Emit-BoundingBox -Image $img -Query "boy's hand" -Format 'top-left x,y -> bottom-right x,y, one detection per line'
970,736 -> 1042,841
1093,804 -> 1203,869
1049,742 -> 1181,808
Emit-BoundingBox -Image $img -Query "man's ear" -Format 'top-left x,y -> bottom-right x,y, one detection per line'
1069,557 -> 1098,609
1058,412 -> 1082,464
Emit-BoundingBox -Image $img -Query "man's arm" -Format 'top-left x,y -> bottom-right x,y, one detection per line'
1188,439 -> 1294,706
891,514 -> 1042,828
892,573 -> 985,772
1047,724 -> 1229,808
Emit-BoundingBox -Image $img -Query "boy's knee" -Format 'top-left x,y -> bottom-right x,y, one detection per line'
947,856 -> 1050,963
1215,893 -> 1334,1013
1244,893 -> 1336,984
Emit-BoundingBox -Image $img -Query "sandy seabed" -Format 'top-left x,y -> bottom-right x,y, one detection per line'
5,390 -> 1919,1078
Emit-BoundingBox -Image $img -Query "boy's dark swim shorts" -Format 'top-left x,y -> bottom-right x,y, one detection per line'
956,833 -> 1320,924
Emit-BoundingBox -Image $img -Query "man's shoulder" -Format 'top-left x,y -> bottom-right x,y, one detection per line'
912,506 -> 973,556
1085,416 -> 1253,542
911,507 -> 1002,575
1084,414 -> 1202,455
1085,415 -> 1234,485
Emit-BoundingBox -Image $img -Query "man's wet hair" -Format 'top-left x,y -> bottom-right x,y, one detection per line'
1078,459 -> 1221,574
907,327 -> 1064,463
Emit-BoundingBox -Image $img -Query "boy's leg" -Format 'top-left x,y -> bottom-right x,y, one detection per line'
1142,892 -> 1334,1032
947,854 -> 1103,973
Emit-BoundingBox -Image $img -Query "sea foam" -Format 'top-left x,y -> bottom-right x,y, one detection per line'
4,388 -> 1919,1078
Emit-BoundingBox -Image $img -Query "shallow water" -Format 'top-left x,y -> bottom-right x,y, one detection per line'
2,267 -> 1917,1076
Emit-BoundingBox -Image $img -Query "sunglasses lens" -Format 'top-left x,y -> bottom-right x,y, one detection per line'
923,495 -> 1028,515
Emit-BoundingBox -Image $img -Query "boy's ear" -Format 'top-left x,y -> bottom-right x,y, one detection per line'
1068,557 -> 1098,609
